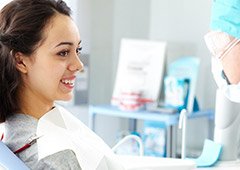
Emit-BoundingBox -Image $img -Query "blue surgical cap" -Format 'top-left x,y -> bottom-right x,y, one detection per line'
210,0 -> 240,39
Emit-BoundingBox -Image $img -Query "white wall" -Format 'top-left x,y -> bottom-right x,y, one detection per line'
64,0 -> 91,54
112,0 -> 151,83
75,0 -> 91,54
149,0 -> 215,109
0,0 -> 10,9
89,0 -> 115,105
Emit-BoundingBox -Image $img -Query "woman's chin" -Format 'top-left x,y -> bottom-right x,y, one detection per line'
57,94 -> 73,102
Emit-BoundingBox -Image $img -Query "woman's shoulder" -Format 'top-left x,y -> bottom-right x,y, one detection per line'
3,114 -> 39,168
5,113 -> 38,133
36,149 -> 81,170
4,113 -> 38,150
4,114 -> 81,169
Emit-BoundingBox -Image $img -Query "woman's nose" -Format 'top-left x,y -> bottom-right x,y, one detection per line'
68,55 -> 84,72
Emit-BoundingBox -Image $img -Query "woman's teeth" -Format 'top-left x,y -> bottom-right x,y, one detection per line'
61,79 -> 75,85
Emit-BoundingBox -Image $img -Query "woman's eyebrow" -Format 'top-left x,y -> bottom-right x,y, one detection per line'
55,40 -> 82,48
55,42 -> 73,47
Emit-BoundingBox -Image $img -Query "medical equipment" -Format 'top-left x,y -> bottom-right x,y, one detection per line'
143,121 -> 166,157
178,109 -> 223,168
205,0 -> 240,165
112,134 -> 144,156
213,89 -> 240,166
13,135 -> 42,154
192,139 -> 222,167
205,37 -> 240,165
179,109 -> 187,159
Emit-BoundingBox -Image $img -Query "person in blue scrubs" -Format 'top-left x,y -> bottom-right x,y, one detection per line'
205,0 -> 240,103
204,0 -> 240,160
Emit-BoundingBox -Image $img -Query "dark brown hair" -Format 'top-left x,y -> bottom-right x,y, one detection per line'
0,0 -> 71,122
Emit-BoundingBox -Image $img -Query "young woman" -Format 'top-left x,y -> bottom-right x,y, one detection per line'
0,0 -> 83,169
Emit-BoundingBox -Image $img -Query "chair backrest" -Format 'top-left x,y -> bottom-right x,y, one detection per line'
0,141 -> 29,170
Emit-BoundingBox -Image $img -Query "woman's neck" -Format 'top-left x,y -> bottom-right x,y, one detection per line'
18,87 -> 54,119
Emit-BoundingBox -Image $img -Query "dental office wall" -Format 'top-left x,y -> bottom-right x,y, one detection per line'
0,0 -> 10,9
89,0 -> 216,156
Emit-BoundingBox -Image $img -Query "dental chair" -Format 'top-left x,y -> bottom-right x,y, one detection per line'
0,140 -> 29,170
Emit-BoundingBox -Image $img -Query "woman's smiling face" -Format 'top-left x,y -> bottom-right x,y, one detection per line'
19,13 -> 83,104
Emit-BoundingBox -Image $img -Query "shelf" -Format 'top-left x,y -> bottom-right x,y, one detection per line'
89,105 -> 214,126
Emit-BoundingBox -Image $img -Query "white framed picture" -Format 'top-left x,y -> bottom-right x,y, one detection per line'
112,38 -> 167,107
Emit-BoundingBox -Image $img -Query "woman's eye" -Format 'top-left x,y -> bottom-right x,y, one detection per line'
76,47 -> 82,55
58,50 -> 69,57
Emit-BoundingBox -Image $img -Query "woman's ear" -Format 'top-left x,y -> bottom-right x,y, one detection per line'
14,52 -> 28,74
